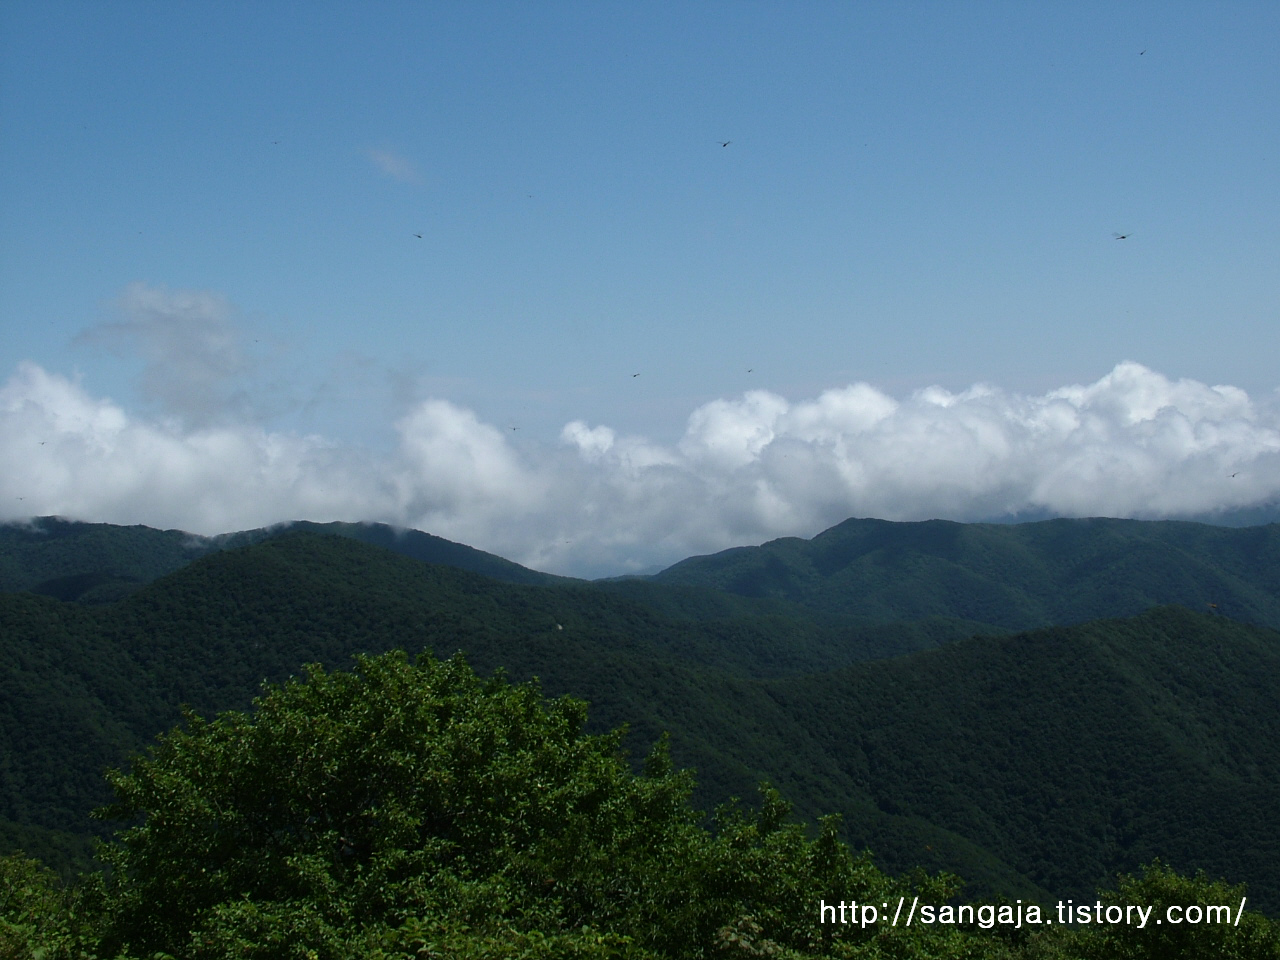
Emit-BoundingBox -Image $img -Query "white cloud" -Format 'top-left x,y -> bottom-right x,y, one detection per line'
0,361 -> 381,535
367,147 -> 422,185
3,356 -> 1279,577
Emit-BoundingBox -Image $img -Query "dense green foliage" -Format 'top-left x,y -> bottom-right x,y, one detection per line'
1,853 -> 99,959
0,532 -> 964,857
39,653 -> 982,959
1065,861 -> 1280,960
655,516 -> 1280,630
4,519 -> 1280,918
6,654 -> 1280,959
96,651 -> 717,957
769,606 -> 1280,907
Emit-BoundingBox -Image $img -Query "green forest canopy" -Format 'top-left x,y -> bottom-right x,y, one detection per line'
4,530 -> 1280,913
5,650 -> 1279,960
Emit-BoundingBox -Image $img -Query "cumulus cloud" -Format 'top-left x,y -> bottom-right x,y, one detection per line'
0,362 -> 382,535
3,357 -> 1279,577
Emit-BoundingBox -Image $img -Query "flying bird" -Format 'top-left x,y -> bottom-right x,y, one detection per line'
719,141 -> 731,147
632,373 -> 640,377
1113,232 -> 1132,240
413,233 -> 423,239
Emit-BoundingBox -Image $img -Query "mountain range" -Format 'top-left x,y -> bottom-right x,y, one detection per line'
2,514 -> 1278,912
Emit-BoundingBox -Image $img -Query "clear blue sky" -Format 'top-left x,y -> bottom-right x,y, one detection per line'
2,2 -> 1278,574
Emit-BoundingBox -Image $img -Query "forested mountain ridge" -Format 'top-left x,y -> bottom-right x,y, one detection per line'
6,513 -> 1279,633
0,517 -> 213,602
770,605 -> 1280,906
3,530 -> 1280,913
653,515 -> 1280,629
0,516 -> 572,602
0,531 -> 921,861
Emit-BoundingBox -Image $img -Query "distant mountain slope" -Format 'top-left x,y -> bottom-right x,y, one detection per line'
3,531 -> 1279,911
0,530 -> 904,856
767,606 -> 1280,908
284,521 -> 578,587
0,517 -> 214,601
9,515 -> 1280,637
652,516 -> 1280,629
0,517 -> 570,602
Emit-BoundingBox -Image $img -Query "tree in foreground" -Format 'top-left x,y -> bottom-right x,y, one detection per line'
0,852 -> 101,960
1059,861 -> 1280,960
92,650 -> 986,959
13,648 -> 1280,959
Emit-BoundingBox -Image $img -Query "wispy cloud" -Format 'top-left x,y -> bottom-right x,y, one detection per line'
367,147 -> 422,184
6,296 -> 1280,576
74,283 -> 254,427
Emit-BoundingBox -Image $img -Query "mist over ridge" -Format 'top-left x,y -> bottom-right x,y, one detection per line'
4,295 -> 1280,579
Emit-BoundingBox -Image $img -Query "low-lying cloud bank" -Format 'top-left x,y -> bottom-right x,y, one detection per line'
4,360 -> 1279,577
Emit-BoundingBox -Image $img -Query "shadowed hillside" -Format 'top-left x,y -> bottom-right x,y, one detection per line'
652,516 -> 1280,629
3,531 -> 1279,912
767,605 -> 1280,907
0,517 -> 571,602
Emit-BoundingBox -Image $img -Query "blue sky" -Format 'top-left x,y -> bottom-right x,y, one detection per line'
2,2 -> 1278,575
